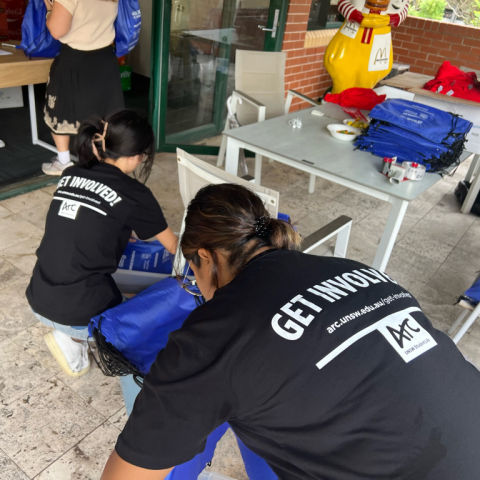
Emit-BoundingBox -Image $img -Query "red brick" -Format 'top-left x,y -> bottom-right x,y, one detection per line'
457,49 -> 480,64
461,27 -> 480,40
392,46 -> 409,57
283,40 -> 306,50
429,48 -> 455,60
463,37 -> 480,48
286,13 -> 309,23
425,21 -> 440,32
289,56 -> 311,66
292,32 -> 305,41
427,32 -> 446,42
402,41 -> 422,51
283,32 -> 303,42
286,50 -> 306,59
427,53 -> 449,64
288,5 -> 310,14
284,24 -> 305,33
413,59 -> 435,71
431,39 -> 454,51
288,65 -> 303,75
393,32 -> 411,43
405,51 -> 429,61
438,23 -> 469,36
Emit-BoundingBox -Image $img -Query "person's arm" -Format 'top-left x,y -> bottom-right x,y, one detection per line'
155,227 -> 178,255
101,450 -> 173,480
45,0 -> 73,39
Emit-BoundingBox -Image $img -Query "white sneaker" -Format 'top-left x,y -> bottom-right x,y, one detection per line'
44,330 -> 90,377
42,159 -> 74,176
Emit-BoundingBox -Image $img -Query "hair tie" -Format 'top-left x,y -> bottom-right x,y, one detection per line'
93,121 -> 108,152
253,216 -> 270,239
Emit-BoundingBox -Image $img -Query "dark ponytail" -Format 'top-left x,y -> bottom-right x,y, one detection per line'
181,184 -> 301,283
75,110 -> 155,182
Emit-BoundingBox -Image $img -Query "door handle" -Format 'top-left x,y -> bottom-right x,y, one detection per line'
257,8 -> 280,38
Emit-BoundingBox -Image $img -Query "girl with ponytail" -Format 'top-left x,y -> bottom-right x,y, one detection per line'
26,110 -> 177,378
103,183 -> 480,480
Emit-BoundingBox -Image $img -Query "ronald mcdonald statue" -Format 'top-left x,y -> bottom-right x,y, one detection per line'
324,0 -> 409,93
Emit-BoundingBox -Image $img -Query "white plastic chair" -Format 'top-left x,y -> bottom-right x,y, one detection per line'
459,153 -> 480,214
113,150 -> 352,293
178,149 -> 351,261
449,303 -> 480,344
448,276 -> 480,344
217,50 -> 319,190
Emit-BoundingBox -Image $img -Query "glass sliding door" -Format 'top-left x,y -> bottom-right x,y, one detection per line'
151,0 -> 288,152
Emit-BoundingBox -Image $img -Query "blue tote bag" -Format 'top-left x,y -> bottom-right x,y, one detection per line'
89,276 -> 199,375
114,0 -> 142,57
19,0 -> 61,58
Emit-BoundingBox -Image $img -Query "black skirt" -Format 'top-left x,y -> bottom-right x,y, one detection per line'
44,44 -> 125,135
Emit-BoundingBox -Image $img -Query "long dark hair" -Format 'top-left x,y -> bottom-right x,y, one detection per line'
181,184 -> 301,286
75,110 -> 155,182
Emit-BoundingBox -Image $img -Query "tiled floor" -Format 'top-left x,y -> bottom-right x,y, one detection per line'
0,152 -> 479,479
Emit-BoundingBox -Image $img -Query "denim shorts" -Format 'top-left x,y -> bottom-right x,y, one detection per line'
33,311 -> 89,341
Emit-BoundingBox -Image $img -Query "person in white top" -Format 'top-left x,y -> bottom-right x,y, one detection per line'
42,0 -> 124,175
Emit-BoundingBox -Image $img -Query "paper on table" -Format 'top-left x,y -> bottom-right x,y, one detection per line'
0,49 -> 13,56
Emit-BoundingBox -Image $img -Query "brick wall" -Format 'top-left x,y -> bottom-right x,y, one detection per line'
281,2 -> 480,108
282,0 -> 331,109
391,17 -> 480,76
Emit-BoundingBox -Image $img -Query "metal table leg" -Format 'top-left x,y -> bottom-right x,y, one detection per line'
460,154 -> 480,214
28,84 -> 57,154
225,137 -> 241,176
372,199 -> 409,272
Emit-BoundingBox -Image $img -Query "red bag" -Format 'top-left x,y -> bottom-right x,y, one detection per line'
324,87 -> 386,110
423,61 -> 480,103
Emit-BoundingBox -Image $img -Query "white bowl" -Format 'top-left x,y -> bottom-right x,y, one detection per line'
327,123 -> 361,141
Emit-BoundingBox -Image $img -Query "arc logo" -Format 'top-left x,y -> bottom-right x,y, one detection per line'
316,307 -> 437,370
377,312 -> 437,362
58,199 -> 80,219
386,319 -> 421,348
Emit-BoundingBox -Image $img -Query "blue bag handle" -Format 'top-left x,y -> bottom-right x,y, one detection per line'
19,0 -> 61,58
114,0 -> 142,57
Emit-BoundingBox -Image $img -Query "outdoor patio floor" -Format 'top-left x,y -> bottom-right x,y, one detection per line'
0,151 -> 479,479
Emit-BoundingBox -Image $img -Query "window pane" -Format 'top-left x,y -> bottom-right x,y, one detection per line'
308,0 -> 343,30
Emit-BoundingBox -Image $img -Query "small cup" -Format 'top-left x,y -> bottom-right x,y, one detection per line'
288,117 -> 303,129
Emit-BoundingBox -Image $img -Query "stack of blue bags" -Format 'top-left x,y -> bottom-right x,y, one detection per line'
355,99 -> 473,174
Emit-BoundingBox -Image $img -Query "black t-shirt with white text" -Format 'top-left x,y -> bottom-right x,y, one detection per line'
116,250 -> 480,479
26,163 -> 168,326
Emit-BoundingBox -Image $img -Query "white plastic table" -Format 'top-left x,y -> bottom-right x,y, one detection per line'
224,105 -> 468,271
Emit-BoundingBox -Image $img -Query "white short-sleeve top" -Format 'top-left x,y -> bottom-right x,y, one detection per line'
56,0 -> 118,51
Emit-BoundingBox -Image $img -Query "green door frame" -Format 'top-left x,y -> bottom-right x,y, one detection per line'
150,0 -> 289,153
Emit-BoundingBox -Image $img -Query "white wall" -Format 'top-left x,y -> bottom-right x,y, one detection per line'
128,0 -> 152,78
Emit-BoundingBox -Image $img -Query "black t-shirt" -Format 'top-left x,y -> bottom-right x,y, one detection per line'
26,163 -> 168,326
116,250 -> 480,479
